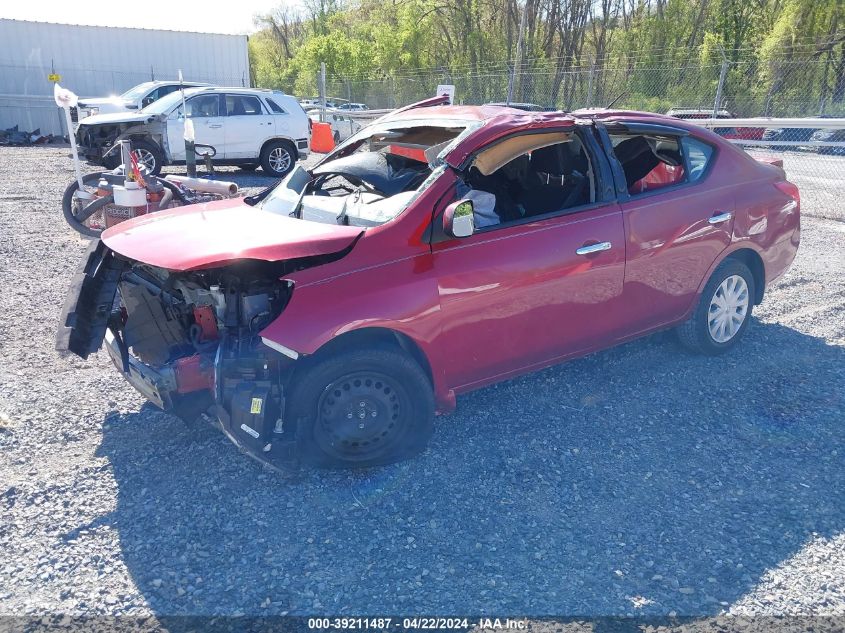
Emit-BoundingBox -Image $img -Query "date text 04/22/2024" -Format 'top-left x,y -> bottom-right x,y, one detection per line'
307,618 -> 529,630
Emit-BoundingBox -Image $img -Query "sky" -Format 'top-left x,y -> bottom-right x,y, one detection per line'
1,0 -> 288,35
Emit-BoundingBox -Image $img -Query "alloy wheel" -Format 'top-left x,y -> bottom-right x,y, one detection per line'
132,148 -> 156,173
268,147 -> 291,174
707,274 -> 749,343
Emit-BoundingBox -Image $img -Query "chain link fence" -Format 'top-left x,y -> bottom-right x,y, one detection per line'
318,58 -> 844,220
322,57 -> 845,117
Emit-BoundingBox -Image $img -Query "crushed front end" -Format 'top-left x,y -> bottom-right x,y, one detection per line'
57,240 -> 301,470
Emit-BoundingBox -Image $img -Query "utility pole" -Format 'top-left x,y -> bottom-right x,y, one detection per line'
507,0 -> 528,105
713,45 -> 728,118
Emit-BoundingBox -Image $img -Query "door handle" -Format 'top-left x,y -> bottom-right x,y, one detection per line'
208,123 -> 223,129
708,212 -> 732,224
576,241 -> 612,256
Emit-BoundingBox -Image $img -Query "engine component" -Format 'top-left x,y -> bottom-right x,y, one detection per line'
174,355 -> 214,393
119,278 -> 189,365
192,305 -> 219,342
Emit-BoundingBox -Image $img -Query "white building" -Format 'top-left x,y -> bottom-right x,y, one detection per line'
0,19 -> 250,136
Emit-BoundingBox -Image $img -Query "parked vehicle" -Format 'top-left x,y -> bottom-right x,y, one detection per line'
309,111 -> 363,143
762,126 -> 818,150
299,97 -> 344,109
74,81 -> 211,121
666,108 -> 765,140
57,99 -> 800,471
810,127 -> 845,155
74,87 -> 311,177
338,103 -> 369,111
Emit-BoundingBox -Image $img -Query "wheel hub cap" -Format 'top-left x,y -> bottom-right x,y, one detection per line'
708,274 -> 749,343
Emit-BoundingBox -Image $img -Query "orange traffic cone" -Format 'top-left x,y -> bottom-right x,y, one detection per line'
310,121 -> 335,153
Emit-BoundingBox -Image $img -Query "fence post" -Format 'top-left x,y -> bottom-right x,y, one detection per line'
586,56 -> 595,108
319,62 -> 327,122
713,47 -> 728,117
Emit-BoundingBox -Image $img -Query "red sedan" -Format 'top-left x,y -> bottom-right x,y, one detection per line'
57,100 -> 801,470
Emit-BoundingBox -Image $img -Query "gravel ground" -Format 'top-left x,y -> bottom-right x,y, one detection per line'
0,146 -> 843,622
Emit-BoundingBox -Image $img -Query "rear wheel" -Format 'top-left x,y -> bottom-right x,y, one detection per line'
260,140 -> 296,178
676,259 -> 755,354
288,347 -> 435,468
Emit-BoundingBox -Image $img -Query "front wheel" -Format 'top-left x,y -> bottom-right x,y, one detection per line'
676,259 -> 755,354
260,140 -> 296,178
287,347 -> 435,468
129,140 -> 164,176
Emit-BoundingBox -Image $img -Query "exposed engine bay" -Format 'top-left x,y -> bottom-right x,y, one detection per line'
57,241 -> 340,470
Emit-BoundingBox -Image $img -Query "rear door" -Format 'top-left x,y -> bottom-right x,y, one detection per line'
222,93 -> 275,159
601,122 -> 733,331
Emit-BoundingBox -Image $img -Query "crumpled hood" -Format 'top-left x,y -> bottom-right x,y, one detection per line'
101,198 -> 363,271
78,97 -> 128,107
77,111 -> 157,126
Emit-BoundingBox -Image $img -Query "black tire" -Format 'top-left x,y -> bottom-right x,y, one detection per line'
62,172 -> 112,238
129,139 -> 164,176
103,153 -> 120,170
260,140 -> 296,178
238,163 -> 259,171
676,258 -> 755,355
287,347 -> 435,469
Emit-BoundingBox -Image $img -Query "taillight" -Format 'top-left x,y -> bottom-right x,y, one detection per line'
774,180 -> 800,205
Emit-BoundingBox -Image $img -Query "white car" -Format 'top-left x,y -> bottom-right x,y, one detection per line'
75,81 -> 210,120
75,87 -> 311,177
337,102 -> 369,111
308,111 -> 363,143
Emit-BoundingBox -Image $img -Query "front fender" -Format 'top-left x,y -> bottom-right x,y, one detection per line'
258,253 -> 455,411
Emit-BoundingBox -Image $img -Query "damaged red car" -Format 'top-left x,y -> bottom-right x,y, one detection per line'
57,99 -> 800,470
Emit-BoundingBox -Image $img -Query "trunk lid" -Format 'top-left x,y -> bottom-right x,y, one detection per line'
101,198 -> 363,271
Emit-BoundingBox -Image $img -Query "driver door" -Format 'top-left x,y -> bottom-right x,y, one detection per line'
167,93 -> 226,161
432,130 -> 627,390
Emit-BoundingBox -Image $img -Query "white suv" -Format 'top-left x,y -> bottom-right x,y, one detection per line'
74,87 -> 311,177
75,81 -> 211,120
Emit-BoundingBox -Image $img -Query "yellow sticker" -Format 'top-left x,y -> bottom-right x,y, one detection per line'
250,397 -> 263,414
48,73 -> 61,83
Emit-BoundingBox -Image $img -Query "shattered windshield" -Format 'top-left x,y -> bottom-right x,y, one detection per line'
119,82 -> 155,101
259,118 -> 480,227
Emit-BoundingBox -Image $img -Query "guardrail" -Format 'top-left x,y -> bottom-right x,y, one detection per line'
690,117 -> 845,148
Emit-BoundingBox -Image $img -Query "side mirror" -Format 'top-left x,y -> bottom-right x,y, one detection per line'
443,199 -> 475,238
